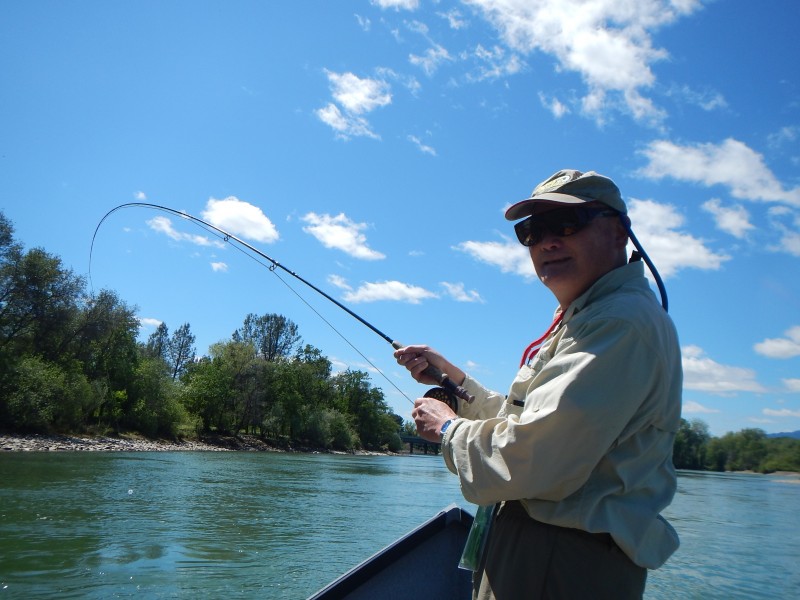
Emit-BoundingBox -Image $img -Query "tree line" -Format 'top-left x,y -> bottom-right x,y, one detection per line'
673,418 -> 800,473
0,211 -> 404,452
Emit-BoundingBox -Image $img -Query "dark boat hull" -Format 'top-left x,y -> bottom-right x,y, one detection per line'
308,504 -> 474,599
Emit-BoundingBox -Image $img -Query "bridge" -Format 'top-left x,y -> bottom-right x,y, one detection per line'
400,435 -> 441,455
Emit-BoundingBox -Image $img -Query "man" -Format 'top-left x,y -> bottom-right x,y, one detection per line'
395,169 -> 682,599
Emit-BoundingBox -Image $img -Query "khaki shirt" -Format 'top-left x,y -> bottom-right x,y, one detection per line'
442,261 -> 682,569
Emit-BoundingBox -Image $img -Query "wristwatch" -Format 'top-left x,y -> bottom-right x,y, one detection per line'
439,419 -> 454,442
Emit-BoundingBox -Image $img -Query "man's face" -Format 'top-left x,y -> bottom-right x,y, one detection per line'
527,203 -> 628,309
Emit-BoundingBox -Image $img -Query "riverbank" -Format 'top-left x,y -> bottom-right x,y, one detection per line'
0,432 -> 318,453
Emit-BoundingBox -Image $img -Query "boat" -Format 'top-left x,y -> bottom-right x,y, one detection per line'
308,504 -> 475,599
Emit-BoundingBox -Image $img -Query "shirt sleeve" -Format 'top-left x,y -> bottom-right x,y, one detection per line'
443,316 -> 669,506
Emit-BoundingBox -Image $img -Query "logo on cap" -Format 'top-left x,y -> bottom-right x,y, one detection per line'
532,172 -> 577,197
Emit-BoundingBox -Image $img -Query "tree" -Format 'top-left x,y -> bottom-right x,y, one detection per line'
673,418 -> 711,470
145,322 -> 170,361
233,313 -> 301,362
0,247 -> 84,361
168,322 -> 196,380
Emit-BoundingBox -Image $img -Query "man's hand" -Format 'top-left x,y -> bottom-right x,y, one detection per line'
412,396 -> 457,443
393,345 -> 466,387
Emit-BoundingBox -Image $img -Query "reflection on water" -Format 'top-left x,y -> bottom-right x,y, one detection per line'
1,454 -> 798,599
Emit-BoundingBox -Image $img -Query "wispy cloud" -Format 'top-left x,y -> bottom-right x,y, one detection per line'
210,262 -> 228,272
464,0 -> 702,124
410,43 -> 453,76
371,0 -> 419,10
441,281 -> 484,303
754,326 -> 800,359
682,344 -> 766,394
301,212 -> 385,260
683,400 -> 720,414
146,216 -> 226,248
538,92 -> 570,118
784,378 -> 800,393
407,134 -> 437,155
763,407 -> 800,418
316,70 -> 392,140
701,198 -> 755,238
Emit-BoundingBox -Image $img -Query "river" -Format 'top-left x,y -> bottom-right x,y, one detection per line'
0,452 -> 797,599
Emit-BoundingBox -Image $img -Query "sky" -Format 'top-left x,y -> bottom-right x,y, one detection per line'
1,0 -> 799,437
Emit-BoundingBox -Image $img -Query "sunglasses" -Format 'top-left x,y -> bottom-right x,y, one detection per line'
514,205 -> 620,247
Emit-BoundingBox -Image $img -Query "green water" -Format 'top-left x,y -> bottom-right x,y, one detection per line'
0,452 -> 798,598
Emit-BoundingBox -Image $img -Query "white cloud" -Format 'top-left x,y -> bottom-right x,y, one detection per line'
134,190 -> 147,200
441,281 -> 484,303
538,92 -> 570,118
468,44 -> 524,81
326,70 -> 392,114
201,196 -> 279,243
464,0 -> 702,123
455,236 -> 536,279
767,207 -> 800,257
354,14 -> 371,32
371,0 -> 419,10
316,103 -> 379,140
628,198 -> 729,278
407,134 -> 437,155
328,274 -> 352,291
667,84 -> 728,111
439,9 -> 468,29
783,378 -> 800,393
146,216 -> 226,248
682,400 -> 719,414
138,317 -> 162,329
754,326 -> 800,359
301,212 -> 385,260
210,262 -> 228,272
317,71 -> 392,140
682,344 -> 766,394
767,125 -> 799,149
638,138 -> 800,206
409,43 -> 453,76
763,407 -> 800,418
341,280 -> 437,304
701,198 -> 754,238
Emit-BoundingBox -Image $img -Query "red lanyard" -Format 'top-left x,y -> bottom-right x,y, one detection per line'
519,313 -> 564,367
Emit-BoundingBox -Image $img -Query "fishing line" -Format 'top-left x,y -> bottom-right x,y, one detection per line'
90,203 -> 475,407
170,216 -> 416,404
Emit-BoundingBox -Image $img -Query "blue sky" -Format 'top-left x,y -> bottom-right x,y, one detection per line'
2,0 -> 799,436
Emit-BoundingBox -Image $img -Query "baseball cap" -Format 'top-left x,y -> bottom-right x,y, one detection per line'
505,169 -> 628,220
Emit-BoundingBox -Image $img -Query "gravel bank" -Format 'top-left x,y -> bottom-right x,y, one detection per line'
0,433 -> 285,453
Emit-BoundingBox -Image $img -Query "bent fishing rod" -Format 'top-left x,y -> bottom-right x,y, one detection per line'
90,203 -> 475,408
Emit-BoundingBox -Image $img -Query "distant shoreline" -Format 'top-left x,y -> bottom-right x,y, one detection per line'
0,433 -> 383,455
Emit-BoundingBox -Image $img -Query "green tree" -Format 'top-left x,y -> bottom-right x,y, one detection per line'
168,322 -> 196,381
145,322 -> 170,361
673,418 -> 711,470
233,313 -> 301,361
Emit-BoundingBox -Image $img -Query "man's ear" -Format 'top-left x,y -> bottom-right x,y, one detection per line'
614,215 -> 631,248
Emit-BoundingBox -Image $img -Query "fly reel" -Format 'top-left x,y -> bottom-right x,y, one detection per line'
424,386 -> 458,412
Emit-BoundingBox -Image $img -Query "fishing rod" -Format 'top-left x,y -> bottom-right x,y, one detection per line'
90,203 -> 475,408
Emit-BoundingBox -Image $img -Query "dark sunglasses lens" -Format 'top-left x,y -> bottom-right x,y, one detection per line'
515,218 -> 542,246
514,207 -> 609,246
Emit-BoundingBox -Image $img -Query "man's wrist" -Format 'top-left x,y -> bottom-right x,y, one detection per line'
439,418 -> 454,442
